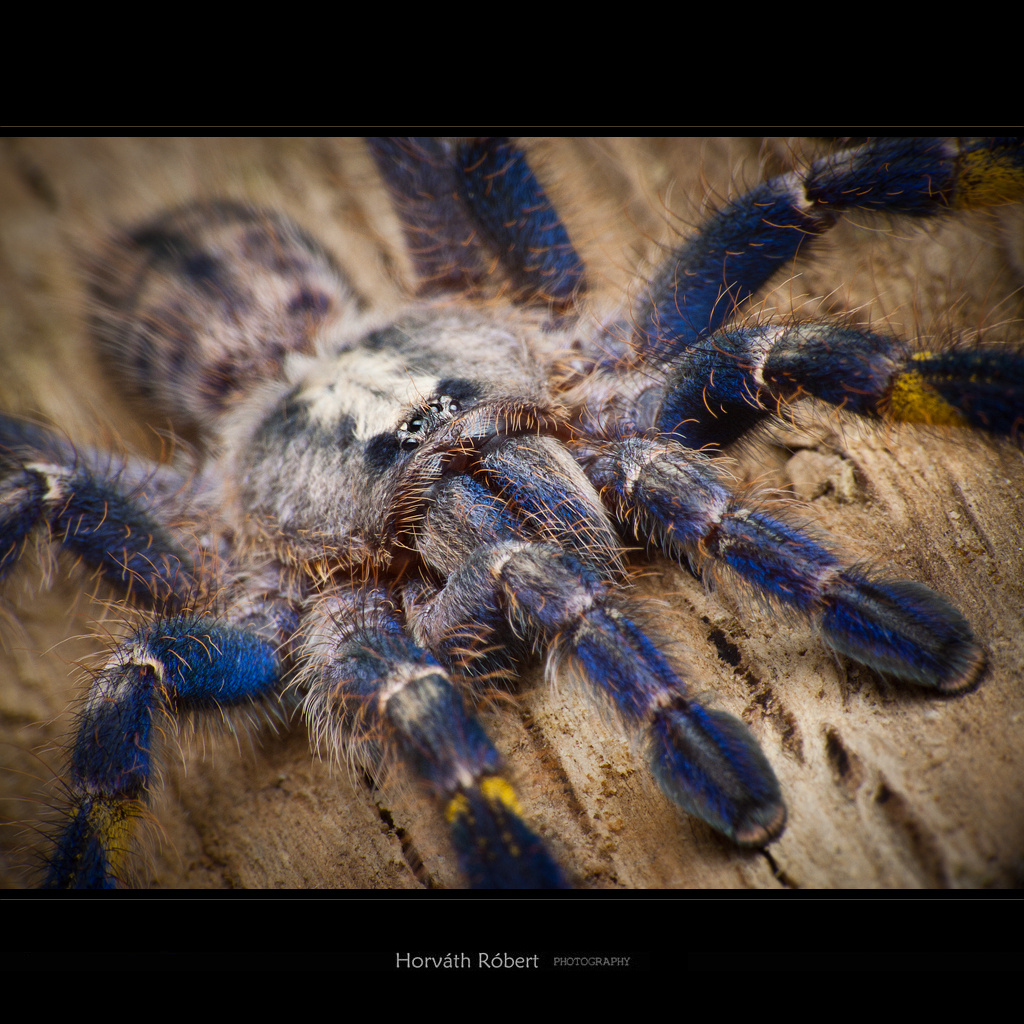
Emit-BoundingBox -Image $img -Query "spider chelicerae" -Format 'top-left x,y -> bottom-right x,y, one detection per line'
1,137 -> 1023,890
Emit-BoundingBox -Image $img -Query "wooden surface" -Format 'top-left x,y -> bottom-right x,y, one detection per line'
1,136 -> 1022,890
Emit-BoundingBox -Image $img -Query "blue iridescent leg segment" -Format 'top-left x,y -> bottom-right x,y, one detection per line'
0,416 -> 196,606
654,324 -> 1024,448
412,459 -> 786,848
45,618 -> 280,888
633,137 -> 1024,364
301,588 -> 569,888
1,418 -> 296,888
366,136 -> 491,296
367,135 -> 584,307
564,138 -> 1023,451
454,136 -> 584,307
582,438 -> 986,693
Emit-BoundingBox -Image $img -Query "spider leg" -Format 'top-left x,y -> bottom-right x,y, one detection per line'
653,322 -> 1024,448
300,586 -> 569,888
563,139 -> 1024,447
632,137 -> 1024,364
0,418 -> 304,888
0,416 -> 198,607
367,136 -> 585,307
45,615 -> 281,888
581,437 -> 986,693
410,462 -> 785,848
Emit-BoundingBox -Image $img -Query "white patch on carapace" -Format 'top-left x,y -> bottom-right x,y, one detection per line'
297,347 -> 445,440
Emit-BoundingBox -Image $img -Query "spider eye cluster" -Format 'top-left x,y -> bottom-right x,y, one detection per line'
397,394 -> 462,451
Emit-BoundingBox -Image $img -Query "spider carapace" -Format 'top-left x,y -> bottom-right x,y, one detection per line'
2,137 -> 1023,889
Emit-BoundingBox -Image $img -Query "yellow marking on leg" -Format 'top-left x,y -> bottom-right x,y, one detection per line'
957,150 -> 1024,208
446,791 -> 470,824
480,775 -> 523,815
888,364 -> 969,427
890,351 -> 970,424
445,776 -> 523,824
481,777 -> 524,860
85,797 -> 142,882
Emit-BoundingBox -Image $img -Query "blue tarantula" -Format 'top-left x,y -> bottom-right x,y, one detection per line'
1,137 -> 1023,889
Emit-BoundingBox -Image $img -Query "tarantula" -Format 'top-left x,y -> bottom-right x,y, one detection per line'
1,137 -> 1023,889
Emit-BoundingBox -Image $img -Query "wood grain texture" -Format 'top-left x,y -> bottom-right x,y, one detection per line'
1,136 -> 1021,890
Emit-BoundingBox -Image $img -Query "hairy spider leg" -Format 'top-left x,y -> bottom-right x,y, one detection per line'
45,618 -> 280,888
638,137 -> 1024,360
366,137 -> 494,296
628,137 -> 1024,446
0,417 -> 197,608
410,441 -> 785,848
582,437 -> 986,693
654,323 -> 1024,447
301,588 -> 569,888
0,419 -> 297,888
367,136 -> 585,307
